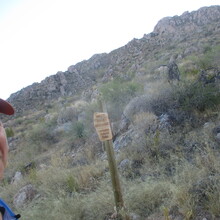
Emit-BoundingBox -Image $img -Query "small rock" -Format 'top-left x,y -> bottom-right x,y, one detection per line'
113,133 -> 132,152
216,133 -> 220,142
130,212 -> 141,220
13,184 -> 39,208
118,159 -> 131,170
11,171 -> 23,184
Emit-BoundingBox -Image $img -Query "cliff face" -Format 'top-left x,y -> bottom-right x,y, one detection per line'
7,5 -> 220,114
8,70 -> 95,113
153,6 -> 220,35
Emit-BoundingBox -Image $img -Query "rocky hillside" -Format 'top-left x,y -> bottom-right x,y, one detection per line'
7,5 -> 220,114
1,5 -> 220,220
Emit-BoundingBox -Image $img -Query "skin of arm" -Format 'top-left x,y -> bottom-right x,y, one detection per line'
0,123 -> 9,219
0,122 -> 9,180
0,99 -> 14,219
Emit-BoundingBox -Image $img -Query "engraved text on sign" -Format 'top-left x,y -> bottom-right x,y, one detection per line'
94,112 -> 113,141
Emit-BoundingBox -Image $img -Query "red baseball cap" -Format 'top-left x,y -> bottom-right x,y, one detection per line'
0,99 -> 14,115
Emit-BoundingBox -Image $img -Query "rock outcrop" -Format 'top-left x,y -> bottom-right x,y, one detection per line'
13,184 -> 39,208
6,5 -> 220,115
154,6 -> 220,36
8,70 -> 94,113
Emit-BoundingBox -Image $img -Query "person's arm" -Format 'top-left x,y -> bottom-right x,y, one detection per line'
0,122 -> 9,179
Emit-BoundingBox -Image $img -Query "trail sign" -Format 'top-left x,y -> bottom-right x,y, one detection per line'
94,112 -> 113,141
94,99 -> 130,219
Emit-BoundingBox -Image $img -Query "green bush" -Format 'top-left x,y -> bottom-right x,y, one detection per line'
71,121 -> 86,139
66,175 -> 79,193
5,127 -> 14,137
22,180 -> 114,220
125,181 -> 173,217
100,79 -> 143,120
198,45 -> 220,69
57,106 -> 77,124
176,82 -> 220,112
148,80 -> 220,129
171,146 -> 220,219
27,122 -> 57,152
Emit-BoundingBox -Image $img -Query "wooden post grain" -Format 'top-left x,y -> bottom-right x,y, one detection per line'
97,99 -> 130,220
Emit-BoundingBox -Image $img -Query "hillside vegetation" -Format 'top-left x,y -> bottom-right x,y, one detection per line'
1,5 -> 220,220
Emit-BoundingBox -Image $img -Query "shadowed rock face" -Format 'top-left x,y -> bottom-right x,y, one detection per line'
6,5 -> 220,115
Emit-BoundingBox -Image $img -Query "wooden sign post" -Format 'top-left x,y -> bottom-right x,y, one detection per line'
94,100 -> 130,220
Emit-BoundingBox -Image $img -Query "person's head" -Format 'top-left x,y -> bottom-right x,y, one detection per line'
0,99 -> 14,179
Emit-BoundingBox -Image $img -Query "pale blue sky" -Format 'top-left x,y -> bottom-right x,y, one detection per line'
0,0 -> 220,99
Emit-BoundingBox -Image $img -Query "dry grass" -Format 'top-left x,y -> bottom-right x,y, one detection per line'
125,180 -> 174,218
1,49 -> 220,219
5,111 -> 220,219
132,112 -> 157,131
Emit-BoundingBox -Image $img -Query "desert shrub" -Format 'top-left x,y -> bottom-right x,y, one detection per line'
27,167 -> 38,183
36,166 -> 79,196
22,182 -> 114,220
149,80 -> 220,128
72,143 -> 103,165
150,88 -> 174,116
62,121 -> 90,152
125,180 -> 173,218
170,145 -> 220,218
100,79 -> 143,120
49,152 -> 106,191
132,112 -> 157,130
66,175 -> 79,193
65,121 -> 87,144
176,81 -> 220,112
27,121 -> 57,152
57,106 -> 77,124
100,79 -> 142,104
5,127 -> 14,137
179,45 -> 220,78
198,45 -> 220,69
28,156 -> 104,198
123,95 -> 154,121
78,101 -> 101,138
205,178 -> 220,216
72,121 -> 86,139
